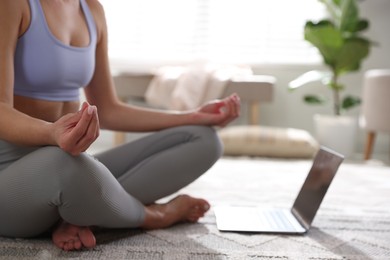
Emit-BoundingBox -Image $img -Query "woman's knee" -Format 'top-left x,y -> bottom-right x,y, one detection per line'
191,125 -> 223,161
36,146 -> 109,190
168,126 -> 223,177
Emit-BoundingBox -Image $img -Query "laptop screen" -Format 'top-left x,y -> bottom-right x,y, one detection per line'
291,147 -> 344,228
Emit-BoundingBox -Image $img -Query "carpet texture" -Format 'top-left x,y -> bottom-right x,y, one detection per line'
0,157 -> 389,260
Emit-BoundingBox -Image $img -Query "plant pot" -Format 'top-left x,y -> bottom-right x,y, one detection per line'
313,114 -> 358,158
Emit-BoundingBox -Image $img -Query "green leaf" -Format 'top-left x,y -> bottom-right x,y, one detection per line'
305,21 -> 343,48
340,0 -> 359,32
305,21 -> 371,76
304,95 -> 327,105
319,0 -> 342,23
342,95 -> 361,110
332,0 -> 342,6
354,19 -> 369,33
334,37 -> 371,74
304,21 -> 343,66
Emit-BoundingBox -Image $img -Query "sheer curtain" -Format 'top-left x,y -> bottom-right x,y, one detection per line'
99,0 -> 325,68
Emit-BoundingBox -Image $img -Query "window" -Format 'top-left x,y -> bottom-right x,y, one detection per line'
100,0 -> 325,67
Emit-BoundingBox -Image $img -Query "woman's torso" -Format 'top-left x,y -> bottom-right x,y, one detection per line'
14,0 -> 97,122
14,96 -> 79,123
1,0 -> 98,169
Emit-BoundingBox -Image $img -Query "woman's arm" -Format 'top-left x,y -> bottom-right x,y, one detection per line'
84,1 -> 240,132
0,0 -> 54,146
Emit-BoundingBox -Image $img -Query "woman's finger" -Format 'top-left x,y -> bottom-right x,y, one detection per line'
217,94 -> 240,127
74,106 -> 100,153
63,106 -> 94,153
228,94 -> 240,117
232,94 -> 241,117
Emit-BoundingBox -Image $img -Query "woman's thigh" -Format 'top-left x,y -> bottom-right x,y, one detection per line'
0,146 -> 145,238
0,146 -> 66,237
94,125 -> 223,204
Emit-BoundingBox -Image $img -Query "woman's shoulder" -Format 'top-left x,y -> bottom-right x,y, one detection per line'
0,0 -> 27,14
84,0 -> 107,35
0,0 -> 29,37
0,0 -> 29,10
85,0 -> 105,18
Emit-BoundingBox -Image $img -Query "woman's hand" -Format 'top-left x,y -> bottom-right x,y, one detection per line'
192,93 -> 241,127
52,102 -> 100,156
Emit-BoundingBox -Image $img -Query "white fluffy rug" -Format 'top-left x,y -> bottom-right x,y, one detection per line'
0,156 -> 389,259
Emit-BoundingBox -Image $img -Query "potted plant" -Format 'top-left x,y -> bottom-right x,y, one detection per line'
288,0 -> 374,157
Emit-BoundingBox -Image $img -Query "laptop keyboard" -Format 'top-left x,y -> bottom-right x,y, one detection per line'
259,210 -> 295,231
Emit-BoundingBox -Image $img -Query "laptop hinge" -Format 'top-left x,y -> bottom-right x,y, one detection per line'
291,208 -> 310,230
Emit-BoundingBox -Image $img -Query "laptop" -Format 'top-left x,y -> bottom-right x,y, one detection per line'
214,146 -> 344,234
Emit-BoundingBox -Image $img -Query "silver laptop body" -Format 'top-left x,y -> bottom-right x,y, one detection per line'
214,146 -> 344,234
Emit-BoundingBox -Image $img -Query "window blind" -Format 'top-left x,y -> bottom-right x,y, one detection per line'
100,0 -> 325,67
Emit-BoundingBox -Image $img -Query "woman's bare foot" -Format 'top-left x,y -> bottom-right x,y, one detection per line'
52,221 -> 96,251
141,194 -> 210,229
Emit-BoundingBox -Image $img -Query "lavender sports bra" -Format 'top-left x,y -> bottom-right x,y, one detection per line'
13,0 -> 97,101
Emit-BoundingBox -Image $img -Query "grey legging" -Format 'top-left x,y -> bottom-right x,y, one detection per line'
0,125 -> 222,238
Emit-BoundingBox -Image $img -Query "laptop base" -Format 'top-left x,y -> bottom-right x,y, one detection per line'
214,206 -> 307,234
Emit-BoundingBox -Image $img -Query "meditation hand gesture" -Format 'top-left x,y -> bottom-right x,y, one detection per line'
194,93 -> 240,127
52,102 -> 100,156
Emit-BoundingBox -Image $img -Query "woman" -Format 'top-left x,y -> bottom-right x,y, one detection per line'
0,0 -> 240,251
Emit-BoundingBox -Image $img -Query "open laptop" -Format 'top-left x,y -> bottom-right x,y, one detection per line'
214,146 -> 344,234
